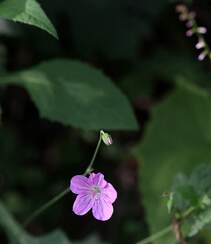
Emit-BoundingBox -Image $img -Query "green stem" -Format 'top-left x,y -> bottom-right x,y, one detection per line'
181,206 -> 196,220
83,132 -> 102,175
137,225 -> 172,244
24,188 -> 69,226
136,206 -> 196,244
24,131 -> 103,227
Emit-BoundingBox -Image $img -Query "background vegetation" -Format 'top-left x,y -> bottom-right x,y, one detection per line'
1,0 -> 211,243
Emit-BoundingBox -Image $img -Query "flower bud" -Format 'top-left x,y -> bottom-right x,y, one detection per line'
101,130 -> 113,146
186,20 -> 193,28
197,27 -> 207,34
198,50 -> 208,61
176,4 -> 187,13
188,11 -> 196,20
196,38 -> 205,49
186,29 -> 193,37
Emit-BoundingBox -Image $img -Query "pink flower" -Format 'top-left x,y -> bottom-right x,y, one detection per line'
175,4 -> 187,13
186,20 -> 193,28
186,29 -> 193,37
70,172 -> 117,221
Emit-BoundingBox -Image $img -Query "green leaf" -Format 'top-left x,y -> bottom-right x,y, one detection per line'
135,82 -> 211,242
171,164 -> 211,237
0,59 -> 138,130
0,201 -> 71,244
0,0 -> 58,38
188,208 -> 211,237
172,164 -> 211,212
172,174 -> 199,212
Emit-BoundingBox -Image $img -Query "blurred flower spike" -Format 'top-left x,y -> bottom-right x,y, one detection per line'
101,130 -> 113,146
176,4 -> 210,61
70,172 -> 117,221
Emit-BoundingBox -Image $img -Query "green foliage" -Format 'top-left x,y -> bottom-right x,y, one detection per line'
172,164 -> 211,212
0,201 -> 71,244
75,236 -> 107,244
171,164 -> 211,238
120,51 -> 211,100
188,208 -> 211,237
0,200 -> 106,244
135,81 -> 211,243
0,59 -> 138,130
2,0 -> 211,243
0,0 -> 58,38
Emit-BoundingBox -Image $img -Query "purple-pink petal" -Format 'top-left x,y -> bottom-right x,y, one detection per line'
70,172 -> 117,221
92,198 -> 113,221
102,183 -> 117,203
73,193 -> 94,215
70,175 -> 91,194
89,173 -> 107,187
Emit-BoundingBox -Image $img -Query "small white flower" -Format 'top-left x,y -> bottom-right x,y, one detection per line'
197,27 -> 207,34
198,50 -> 208,61
196,38 -> 205,49
176,4 -> 187,13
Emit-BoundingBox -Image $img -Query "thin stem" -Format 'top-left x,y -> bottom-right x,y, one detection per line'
24,131 -> 103,227
137,225 -> 172,244
136,206 -> 196,244
83,131 -> 102,175
181,206 -> 196,220
24,188 -> 69,226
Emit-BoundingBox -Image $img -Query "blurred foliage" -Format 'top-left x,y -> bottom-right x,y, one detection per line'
0,0 -> 58,38
135,81 -> 211,243
170,164 -> 211,239
0,200 -> 71,244
0,201 -> 106,244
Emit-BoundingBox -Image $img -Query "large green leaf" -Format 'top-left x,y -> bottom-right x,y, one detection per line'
188,208 -> 211,237
0,201 -> 71,244
171,164 -> 211,238
0,0 -> 58,38
135,81 -> 211,243
0,59 -> 138,130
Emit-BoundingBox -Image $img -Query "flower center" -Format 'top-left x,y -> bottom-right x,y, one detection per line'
91,185 -> 101,199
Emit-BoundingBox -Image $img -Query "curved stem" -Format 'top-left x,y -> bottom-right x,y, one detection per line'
24,131 -> 103,227
137,225 -> 172,244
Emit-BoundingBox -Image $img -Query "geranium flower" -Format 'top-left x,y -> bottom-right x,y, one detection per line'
70,172 -> 117,221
